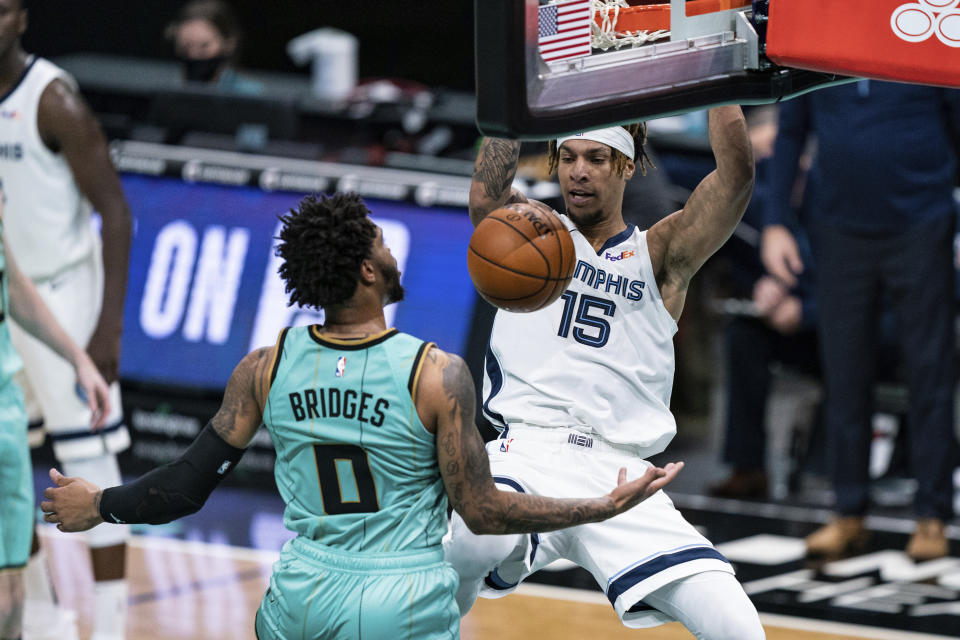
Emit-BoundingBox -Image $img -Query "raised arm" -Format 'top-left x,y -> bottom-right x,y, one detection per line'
416,346 -> 681,534
5,237 -> 110,429
469,137 -> 526,226
38,79 -> 132,383
42,346 -> 275,530
647,106 -> 754,318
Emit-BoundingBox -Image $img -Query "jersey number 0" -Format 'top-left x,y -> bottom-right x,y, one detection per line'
313,444 -> 380,515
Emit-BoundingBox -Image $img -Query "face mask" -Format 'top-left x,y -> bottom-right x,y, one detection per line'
177,54 -> 228,83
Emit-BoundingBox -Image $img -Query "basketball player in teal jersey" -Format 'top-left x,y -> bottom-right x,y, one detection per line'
0,200 -> 110,640
41,192 -> 683,639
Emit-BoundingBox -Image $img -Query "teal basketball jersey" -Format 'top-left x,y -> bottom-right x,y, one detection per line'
264,326 -> 446,553
0,226 -> 23,386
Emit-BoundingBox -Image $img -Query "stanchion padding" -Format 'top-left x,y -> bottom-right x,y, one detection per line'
766,0 -> 960,88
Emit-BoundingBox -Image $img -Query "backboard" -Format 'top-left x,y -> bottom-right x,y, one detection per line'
475,0 -> 849,139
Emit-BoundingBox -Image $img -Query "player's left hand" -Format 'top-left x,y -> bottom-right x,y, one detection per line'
86,321 -> 122,384
41,468 -> 105,532
607,462 -> 684,514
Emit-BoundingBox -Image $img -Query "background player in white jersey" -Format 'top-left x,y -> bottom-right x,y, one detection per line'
0,2 -> 133,638
444,107 -> 764,639
0,198 -> 110,640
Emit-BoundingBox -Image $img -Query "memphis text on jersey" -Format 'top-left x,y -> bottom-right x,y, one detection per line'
574,259 -> 645,302
288,387 -> 389,426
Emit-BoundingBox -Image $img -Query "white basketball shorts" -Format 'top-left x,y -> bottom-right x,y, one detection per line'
461,425 -> 733,628
8,251 -> 127,461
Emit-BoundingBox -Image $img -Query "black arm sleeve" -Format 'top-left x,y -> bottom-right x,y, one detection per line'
98,422 -> 246,525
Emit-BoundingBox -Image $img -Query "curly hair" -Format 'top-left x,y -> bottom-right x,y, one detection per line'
275,193 -> 377,310
547,122 -> 653,177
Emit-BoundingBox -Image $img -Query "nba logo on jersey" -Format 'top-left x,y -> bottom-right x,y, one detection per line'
499,438 -> 514,452
335,356 -> 346,378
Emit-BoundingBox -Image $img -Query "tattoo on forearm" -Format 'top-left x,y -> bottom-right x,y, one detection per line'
501,497 -> 611,534
474,138 -> 521,201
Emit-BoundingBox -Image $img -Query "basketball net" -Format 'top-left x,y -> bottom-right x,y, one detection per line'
590,0 -> 670,51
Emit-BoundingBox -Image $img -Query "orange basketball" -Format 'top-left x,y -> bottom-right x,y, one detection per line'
467,203 -> 576,312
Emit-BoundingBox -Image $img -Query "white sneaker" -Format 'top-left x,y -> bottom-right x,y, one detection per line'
22,601 -> 79,640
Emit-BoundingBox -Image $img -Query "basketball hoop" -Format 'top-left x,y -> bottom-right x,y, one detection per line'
591,0 -> 754,50
591,0 -> 669,51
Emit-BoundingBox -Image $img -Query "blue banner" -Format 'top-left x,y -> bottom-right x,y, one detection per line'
119,174 -> 477,389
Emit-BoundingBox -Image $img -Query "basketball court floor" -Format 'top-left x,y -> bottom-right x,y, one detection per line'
31,445 -> 960,640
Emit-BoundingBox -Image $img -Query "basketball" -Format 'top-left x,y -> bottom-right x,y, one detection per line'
467,202 -> 576,312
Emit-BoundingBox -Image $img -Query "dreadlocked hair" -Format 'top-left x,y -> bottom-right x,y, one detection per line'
547,122 -> 653,177
275,192 -> 377,310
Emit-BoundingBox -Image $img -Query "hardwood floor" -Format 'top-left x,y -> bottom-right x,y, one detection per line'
37,528 -> 949,640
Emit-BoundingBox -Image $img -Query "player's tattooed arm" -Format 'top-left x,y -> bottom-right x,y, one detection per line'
424,347 -> 683,534
210,346 -> 274,448
469,137 -> 526,226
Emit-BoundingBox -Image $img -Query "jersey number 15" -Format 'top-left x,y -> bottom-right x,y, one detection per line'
557,290 -> 616,348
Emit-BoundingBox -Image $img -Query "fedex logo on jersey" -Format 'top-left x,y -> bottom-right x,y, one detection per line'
573,260 -> 645,301
0,110 -> 19,119
604,250 -> 635,262
335,356 -> 346,378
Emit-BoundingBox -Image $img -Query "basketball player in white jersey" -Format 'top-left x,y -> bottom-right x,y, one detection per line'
0,2 -> 132,639
444,106 -> 765,639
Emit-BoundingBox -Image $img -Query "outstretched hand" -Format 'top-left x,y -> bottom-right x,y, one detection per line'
40,468 -> 105,532
607,462 -> 684,514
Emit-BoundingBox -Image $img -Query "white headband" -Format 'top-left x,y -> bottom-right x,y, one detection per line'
556,126 -> 634,161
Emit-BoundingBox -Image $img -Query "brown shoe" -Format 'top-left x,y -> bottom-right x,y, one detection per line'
906,518 -> 948,561
805,516 -> 867,556
708,469 -> 769,499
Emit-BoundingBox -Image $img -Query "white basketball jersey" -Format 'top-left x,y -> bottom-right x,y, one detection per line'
483,214 -> 678,457
0,56 -> 95,279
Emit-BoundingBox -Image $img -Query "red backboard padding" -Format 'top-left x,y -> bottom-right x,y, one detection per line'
766,0 -> 960,88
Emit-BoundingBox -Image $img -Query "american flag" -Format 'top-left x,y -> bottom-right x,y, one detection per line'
538,0 -> 592,63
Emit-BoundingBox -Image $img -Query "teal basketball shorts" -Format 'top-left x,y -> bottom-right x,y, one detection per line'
255,536 -> 460,640
0,381 -> 31,571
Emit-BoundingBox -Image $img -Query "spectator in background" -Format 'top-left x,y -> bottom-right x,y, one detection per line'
708,106 -> 820,500
763,81 -> 960,561
165,0 -> 263,95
